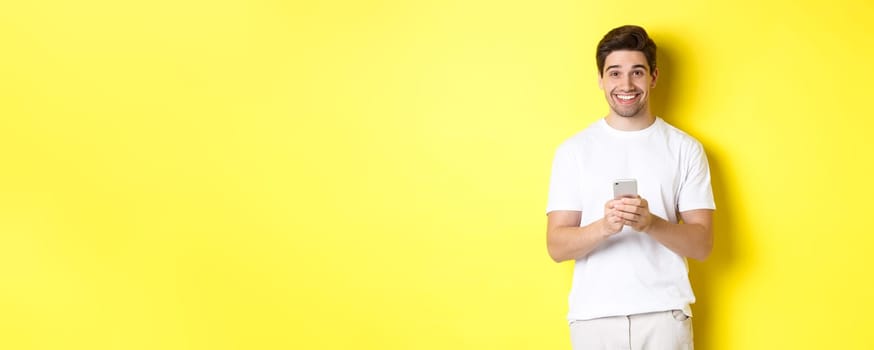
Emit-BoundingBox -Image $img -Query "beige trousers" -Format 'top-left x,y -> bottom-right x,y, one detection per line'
569,310 -> 693,350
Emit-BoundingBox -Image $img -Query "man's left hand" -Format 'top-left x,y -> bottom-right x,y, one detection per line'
614,196 -> 655,232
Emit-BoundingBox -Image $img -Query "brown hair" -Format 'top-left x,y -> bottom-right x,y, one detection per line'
596,25 -> 657,77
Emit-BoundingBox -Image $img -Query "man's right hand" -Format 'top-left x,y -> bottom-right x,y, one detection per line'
602,199 -> 625,235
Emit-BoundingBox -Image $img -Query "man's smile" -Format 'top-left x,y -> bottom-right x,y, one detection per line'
613,92 -> 641,104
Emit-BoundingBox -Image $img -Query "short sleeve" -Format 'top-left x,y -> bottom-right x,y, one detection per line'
546,143 -> 583,214
677,140 -> 716,212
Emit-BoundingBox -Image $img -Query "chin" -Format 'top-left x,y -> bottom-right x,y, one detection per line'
614,109 -> 643,118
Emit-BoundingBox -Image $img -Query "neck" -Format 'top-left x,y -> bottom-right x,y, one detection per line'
604,112 -> 656,131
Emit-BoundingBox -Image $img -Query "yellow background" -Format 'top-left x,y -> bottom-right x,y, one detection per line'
2,0 -> 873,349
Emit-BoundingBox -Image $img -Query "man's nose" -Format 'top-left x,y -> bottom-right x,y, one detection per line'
620,75 -> 634,90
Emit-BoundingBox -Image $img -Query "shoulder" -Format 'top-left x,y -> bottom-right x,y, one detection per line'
658,118 -> 705,151
554,119 -> 604,154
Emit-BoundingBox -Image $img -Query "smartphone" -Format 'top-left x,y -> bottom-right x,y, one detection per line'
613,179 -> 638,199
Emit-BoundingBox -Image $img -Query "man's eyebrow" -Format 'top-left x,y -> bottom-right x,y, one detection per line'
605,64 -> 649,71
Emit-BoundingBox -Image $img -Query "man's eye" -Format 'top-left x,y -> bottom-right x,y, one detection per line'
632,71 -> 644,76
610,72 -> 619,77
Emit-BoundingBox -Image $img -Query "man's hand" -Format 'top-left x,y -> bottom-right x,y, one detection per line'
602,199 -> 626,235
611,196 -> 654,232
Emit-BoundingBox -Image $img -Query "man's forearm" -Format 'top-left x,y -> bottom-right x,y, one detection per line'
646,216 -> 713,261
547,219 -> 610,262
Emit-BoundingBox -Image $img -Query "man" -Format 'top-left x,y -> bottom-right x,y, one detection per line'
545,25 -> 715,349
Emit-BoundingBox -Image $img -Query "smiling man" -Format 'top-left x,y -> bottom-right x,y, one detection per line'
545,25 -> 715,349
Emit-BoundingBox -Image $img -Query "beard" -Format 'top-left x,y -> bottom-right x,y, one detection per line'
609,99 -> 646,118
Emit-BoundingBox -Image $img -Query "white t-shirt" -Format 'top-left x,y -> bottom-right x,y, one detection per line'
546,117 -> 715,321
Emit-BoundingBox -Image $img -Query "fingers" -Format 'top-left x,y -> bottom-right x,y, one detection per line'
605,207 -> 624,224
617,211 -> 639,221
603,201 -> 625,234
606,200 -> 640,217
614,204 -> 640,215
619,197 -> 648,208
603,197 -> 651,234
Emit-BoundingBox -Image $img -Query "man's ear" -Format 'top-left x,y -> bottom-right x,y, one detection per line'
651,68 -> 659,88
598,73 -> 604,90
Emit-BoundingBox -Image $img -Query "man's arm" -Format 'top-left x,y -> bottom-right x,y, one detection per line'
546,204 -> 625,262
613,197 -> 714,261
647,209 -> 713,261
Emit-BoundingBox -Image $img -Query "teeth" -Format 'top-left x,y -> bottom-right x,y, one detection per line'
616,94 -> 635,100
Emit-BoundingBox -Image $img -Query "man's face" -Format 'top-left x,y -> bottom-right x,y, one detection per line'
598,50 -> 658,119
